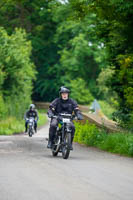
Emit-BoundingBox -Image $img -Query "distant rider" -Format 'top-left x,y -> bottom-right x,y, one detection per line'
47,86 -> 83,150
24,104 -> 39,133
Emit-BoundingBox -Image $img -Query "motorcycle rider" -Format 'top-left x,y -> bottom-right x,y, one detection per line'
24,104 -> 39,133
47,86 -> 83,150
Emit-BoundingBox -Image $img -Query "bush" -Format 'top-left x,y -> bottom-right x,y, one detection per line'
74,121 -> 133,157
74,121 -> 101,146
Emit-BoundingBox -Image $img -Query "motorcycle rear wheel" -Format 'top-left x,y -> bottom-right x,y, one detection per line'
28,127 -> 32,137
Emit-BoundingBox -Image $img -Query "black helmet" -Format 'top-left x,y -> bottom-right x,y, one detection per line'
29,104 -> 35,110
59,86 -> 70,95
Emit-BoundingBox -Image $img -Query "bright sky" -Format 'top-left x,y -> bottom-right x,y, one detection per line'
58,0 -> 68,4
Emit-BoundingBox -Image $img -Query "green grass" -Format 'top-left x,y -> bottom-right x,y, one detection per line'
38,110 -> 47,127
0,110 -> 47,135
74,121 -> 133,157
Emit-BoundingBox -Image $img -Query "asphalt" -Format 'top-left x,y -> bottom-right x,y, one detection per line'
0,122 -> 133,200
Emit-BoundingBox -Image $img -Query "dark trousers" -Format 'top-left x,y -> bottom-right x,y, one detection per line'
49,118 -> 75,142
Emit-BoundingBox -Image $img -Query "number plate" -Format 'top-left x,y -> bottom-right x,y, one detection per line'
62,118 -> 70,123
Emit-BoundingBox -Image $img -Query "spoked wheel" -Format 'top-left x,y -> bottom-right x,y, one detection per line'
62,132 -> 71,159
28,127 -> 32,137
52,136 -> 60,157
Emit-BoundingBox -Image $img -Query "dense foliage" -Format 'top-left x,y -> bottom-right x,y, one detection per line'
68,0 -> 133,125
0,0 -> 107,104
0,27 -> 36,120
74,121 -> 133,157
0,0 -> 133,126
91,0 -> 133,126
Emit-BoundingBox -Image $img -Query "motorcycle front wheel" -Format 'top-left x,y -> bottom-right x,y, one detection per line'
52,135 -> 60,157
62,132 -> 71,159
28,126 -> 32,137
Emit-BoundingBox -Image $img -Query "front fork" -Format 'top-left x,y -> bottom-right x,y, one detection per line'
62,124 -> 72,146
61,125 -> 65,145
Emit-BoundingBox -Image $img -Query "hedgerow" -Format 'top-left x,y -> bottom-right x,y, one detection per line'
74,121 -> 133,156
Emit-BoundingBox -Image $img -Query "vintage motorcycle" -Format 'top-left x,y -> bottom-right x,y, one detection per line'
51,113 -> 76,159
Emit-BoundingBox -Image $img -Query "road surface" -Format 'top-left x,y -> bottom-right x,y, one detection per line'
0,122 -> 133,200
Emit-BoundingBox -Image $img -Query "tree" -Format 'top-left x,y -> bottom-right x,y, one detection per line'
0,0 -> 107,103
53,4 -> 107,98
69,78 -> 94,104
0,27 -> 36,118
67,0 -> 133,124
0,0 -> 62,101
90,0 -> 133,123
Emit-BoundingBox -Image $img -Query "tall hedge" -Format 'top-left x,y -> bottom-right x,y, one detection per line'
0,27 -> 36,119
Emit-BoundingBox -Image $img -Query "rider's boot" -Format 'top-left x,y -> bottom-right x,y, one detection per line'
25,122 -> 28,133
70,144 -> 73,151
25,127 -> 27,133
47,130 -> 55,148
34,127 -> 37,133
47,140 -> 53,149
47,133 -> 53,148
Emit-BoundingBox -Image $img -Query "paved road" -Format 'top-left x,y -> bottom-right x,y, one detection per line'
0,122 -> 133,200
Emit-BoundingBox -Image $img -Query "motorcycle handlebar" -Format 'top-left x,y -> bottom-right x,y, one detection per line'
52,114 -> 76,120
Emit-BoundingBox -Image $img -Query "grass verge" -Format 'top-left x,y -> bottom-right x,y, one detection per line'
0,110 -> 47,135
74,121 -> 133,157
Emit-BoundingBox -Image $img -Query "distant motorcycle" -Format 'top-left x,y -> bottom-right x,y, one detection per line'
51,113 -> 75,159
27,117 -> 35,137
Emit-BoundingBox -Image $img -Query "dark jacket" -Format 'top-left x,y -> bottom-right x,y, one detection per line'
48,98 -> 82,117
24,109 -> 39,121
